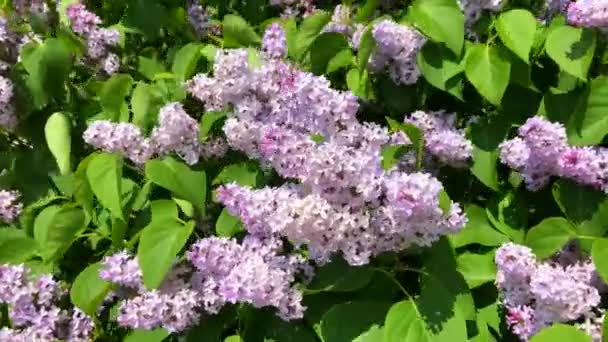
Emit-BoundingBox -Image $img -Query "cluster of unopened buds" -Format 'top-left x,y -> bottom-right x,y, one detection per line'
99,235 -> 310,332
495,243 -> 605,341
499,116 -> 608,192
187,24 -> 467,266
66,3 -> 121,74
83,102 -> 228,165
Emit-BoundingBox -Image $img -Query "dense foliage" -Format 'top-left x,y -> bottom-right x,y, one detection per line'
1,0 -> 608,341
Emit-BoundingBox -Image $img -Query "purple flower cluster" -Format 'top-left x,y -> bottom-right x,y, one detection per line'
567,0 -> 608,28
499,116 -> 608,192
99,238 -> 308,331
0,190 -> 22,224
66,3 -> 120,74
323,5 -> 352,36
187,25 -> 466,266
0,76 -> 17,132
0,264 -> 93,341
262,23 -> 287,60
495,243 -> 603,341
269,0 -> 316,18
405,110 -> 473,168
11,0 -> 49,20
83,102 -> 227,165
187,0 -> 212,37
369,20 -> 426,85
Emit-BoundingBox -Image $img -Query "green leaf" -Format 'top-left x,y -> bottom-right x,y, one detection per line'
552,179 -> 606,223
568,77 -> 608,146
131,82 -> 163,132
530,324 -> 591,342
327,49 -> 355,74
320,301 -> 391,342
213,162 -> 264,188
138,217 -> 194,289
464,44 -> 511,105
456,251 -> 497,289
137,56 -> 166,80
86,153 -> 123,220
545,26 -> 596,80
438,190 -> 452,216
471,147 -> 499,191
216,209 -> 245,237
307,257 -> 374,293
294,11 -> 332,61
353,325 -> 384,342
172,43 -> 203,83
145,157 -> 207,214
223,14 -> 261,48
592,238 -> 608,284
70,262 -> 111,316
384,300 -> 431,342
123,0 -> 163,39
200,112 -> 228,141
526,217 -> 576,259
408,0 -> 464,55
0,228 -> 37,263
185,306 -> 236,342
124,328 -> 170,342
310,33 -> 350,75
450,205 -> 509,248
356,27 -> 375,71
45,112 -> 72,176
224,336 -> 243,342
495,9 -> 537,62
381,145 -> 410,170
34,205 -> 86,262
98,74 -> 133,120
417,42 -> 464,99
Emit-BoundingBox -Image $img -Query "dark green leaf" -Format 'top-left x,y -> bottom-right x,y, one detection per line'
70,262 -> 111,316
294,11 -> 332,61
0,228 -> 37,263
526,217 -> 576,259
545,26 -> 596,80
464,44 -> 511,105
408,0 -> 464,55
172,43 -> 203,83
450,205 -> 509,248
456,251 -> 497,289
34,205 -> 86,262
98,74 -> 133,120
552,179 -> 606,223
496,9 -> 537,62
310,33 -> 350,75
471,147 -> 499,191
321,301 -> 391,342
45,112 -> 72,176
384,300 -> 432,342
213,162 -> 264,188
307,257 -> 374,293
216,209 -> 245,237
199,112 -> 227,141
124,328 -> 170,342
223,14 -> 261,48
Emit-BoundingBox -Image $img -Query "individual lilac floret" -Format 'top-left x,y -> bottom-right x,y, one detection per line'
369,20 -> 426,85
187,0 -> 212,37
567,0 -> 608,28
0,189 -> 22,223
262,23 -> 287,59
495,243 -> 604,341
187,236 -> 308,320
0,264 -> 94,341
405,110 -> 473,168
151,102 -> 201,165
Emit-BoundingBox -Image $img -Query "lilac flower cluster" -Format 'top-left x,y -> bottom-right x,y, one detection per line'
262,23 -> 288,60
405,110 -> 473,168
99,237 -> 308,331
369,20 -> 426,85
188,25 -> 466,266
83,102 -> 227,165
499,116 -> 608,192
12,0 -> 49,19
187,0 -> 212,37
495,243 -> 603,341
0,264 -> 93,341
269,0 -> 316,18
66,3 -> 120,74
0,76 -> 17,131
322,5 -> 366,49
0,189 -> 22,224
567,0 -> 608,28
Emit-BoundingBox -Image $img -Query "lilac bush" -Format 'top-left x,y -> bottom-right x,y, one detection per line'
0,0 -> 608,341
